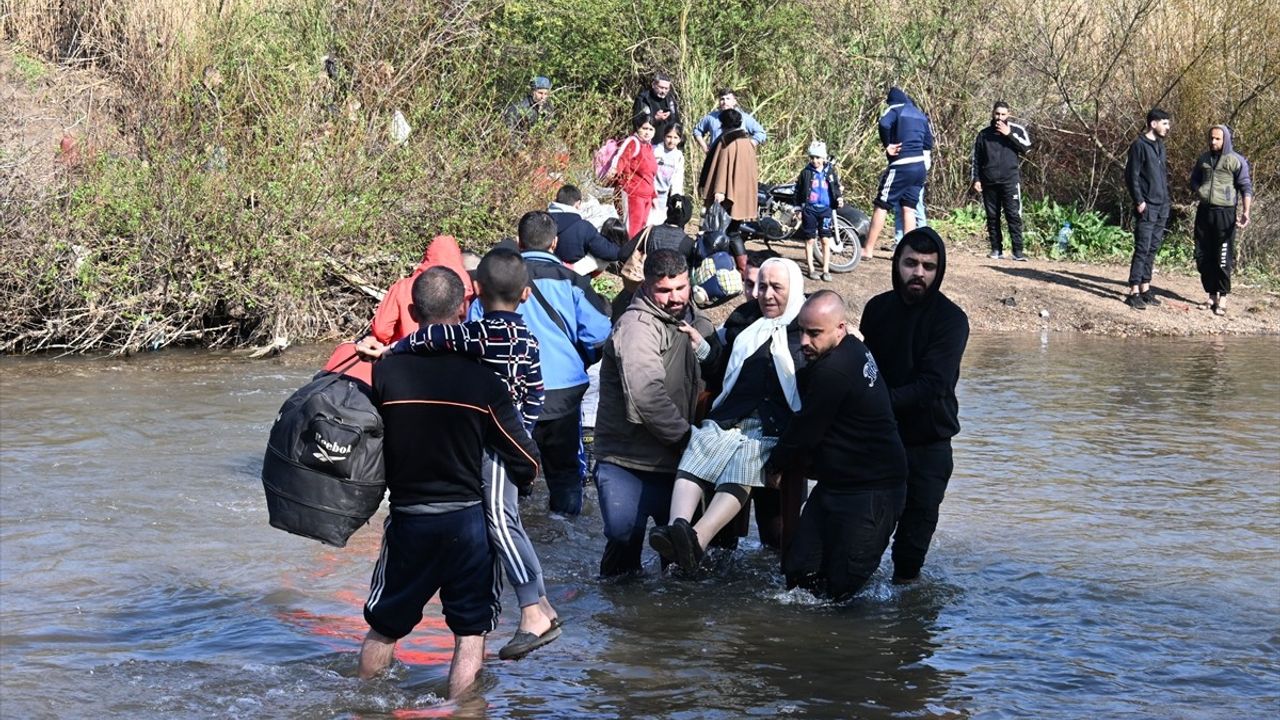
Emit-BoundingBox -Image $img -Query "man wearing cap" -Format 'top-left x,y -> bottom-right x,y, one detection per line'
506,76 -> 555,133
693,88 -> 767,153
793,140 -> 844,282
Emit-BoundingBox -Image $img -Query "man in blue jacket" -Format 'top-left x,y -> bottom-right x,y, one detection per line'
693,88 -> 767,153
494,211 -> 613,514
862,87 -> 934,261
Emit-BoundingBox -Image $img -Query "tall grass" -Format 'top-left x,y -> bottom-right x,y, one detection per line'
1,0 -> 1274,353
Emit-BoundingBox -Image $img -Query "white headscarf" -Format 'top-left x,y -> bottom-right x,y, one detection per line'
712,257 -> 805,412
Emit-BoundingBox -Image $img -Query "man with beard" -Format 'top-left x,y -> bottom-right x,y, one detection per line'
971,101 -> 1032,261
859,227 -> 969,585
767,290 -> 907,601
1123,108 -> 1172,310
593,248 -> 722,577
1189,125 -> 1253,316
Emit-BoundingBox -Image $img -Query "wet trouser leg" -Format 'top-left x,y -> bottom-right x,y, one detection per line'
1194,204 -> 1236,296
1127,202 -> 1169,287
595,462 -> 672,577
785,484 -> 906,600
891,440 -> 954,581
482,451 -> 545,608
534,413 -> 585,515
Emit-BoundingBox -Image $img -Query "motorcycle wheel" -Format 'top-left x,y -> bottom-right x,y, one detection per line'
810,213 -> 862,273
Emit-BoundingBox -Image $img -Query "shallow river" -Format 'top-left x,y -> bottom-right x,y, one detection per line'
1,334 -> 1277,719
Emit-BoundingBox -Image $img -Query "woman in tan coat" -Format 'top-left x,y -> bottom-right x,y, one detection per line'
698,108 -> 759,222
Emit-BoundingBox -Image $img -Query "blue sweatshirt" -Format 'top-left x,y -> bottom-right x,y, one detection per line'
879,87 -> 934,164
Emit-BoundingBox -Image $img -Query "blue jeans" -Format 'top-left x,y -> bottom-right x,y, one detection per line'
594,462 -> 673,576
893,190 -> 928,243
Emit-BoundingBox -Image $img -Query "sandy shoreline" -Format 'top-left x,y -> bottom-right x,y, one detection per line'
714,236 -> 1280,337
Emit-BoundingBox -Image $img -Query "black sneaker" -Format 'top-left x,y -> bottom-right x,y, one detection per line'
1012,253 -> 1028,262
670,518 -> 704,574
648,525 -> 676,562
1125,293 -> 1147,310
987,251 -> 1003,260
1141,291 -> 1162,306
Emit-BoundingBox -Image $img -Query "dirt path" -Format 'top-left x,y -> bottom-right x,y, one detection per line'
719,236 -> 1280,336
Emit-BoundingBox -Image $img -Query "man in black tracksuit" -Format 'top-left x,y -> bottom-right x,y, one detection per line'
632,74 -> 680,139
1123,108 -> 1172,310
971,100 -> 1032,261
768,290 -> 907,601
358,267 -> 541,697
859,227 -> 969,585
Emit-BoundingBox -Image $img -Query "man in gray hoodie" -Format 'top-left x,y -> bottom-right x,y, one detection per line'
1189,125 -> 1253,315
1123,108 -> 1172,310
593,249 -> 721,577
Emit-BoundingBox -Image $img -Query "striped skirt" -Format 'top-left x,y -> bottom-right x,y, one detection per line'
676,416 -> 778,488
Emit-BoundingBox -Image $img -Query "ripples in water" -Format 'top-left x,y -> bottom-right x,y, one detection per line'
1,335 -> 1278,718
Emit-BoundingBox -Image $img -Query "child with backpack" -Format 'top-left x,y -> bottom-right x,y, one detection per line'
793,141 -> 844,281
356,248 -> 561,661
606,116 -> 658,239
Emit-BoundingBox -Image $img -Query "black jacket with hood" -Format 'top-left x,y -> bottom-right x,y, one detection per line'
859,227 -> 969,447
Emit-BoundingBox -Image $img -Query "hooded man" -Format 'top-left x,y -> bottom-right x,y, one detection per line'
593,248 -> 722,577
862,87 -> 934,260
370,235 -> 476,344
1189,125 -> 1254,316
859,227 -> 969,585
971,101 -> 1032,261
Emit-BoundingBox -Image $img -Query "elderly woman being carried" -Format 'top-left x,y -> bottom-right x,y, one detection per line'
648,257 -> 805,573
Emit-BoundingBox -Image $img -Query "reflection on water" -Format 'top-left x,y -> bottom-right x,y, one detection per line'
1,335 -> 1277,718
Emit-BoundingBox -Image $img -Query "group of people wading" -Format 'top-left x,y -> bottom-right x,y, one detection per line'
306,76 -> 1252,700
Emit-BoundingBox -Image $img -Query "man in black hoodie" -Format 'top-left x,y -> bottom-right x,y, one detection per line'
859,227 -> 969,584
768,290 -> 907,600
1123,108 -> 1172,310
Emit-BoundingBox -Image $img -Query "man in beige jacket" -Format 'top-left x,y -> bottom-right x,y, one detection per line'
593,249 -> 722,577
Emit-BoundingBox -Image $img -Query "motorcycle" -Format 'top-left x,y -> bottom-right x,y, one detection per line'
736,182 -> 870,273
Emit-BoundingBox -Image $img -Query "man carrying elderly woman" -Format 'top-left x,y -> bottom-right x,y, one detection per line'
647,257 -> 806,573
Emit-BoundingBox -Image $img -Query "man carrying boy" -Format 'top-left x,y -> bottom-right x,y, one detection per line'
358,248 -> 562,660
794,141 -> 844,282
357,267 -> 540,697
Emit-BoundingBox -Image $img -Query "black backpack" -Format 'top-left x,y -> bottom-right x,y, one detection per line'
261,361 -> 385,547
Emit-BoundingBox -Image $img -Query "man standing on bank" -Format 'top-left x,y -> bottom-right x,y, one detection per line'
1123,108 -> 1172,310
359,268 -> 541,697
633,73 -> 681,140
1189,125 -> 1253,316
971,100 -> 1032,261
859,227 -> 969,585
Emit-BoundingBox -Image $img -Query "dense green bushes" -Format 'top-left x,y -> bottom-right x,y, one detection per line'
1,0 -> 1274,352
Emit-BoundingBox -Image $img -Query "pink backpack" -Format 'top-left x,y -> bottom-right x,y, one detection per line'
594,136 -> 639,184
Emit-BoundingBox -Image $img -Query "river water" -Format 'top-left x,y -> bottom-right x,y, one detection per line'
1,334 -> 1277,718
